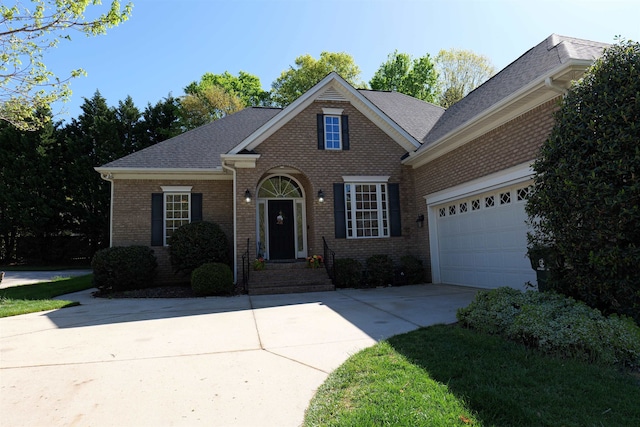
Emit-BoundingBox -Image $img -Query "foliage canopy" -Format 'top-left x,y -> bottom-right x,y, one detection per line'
0,0 -> 132,130
526,39 -> 640,321
271,51 -> 363,106
435,48 -> 494,108
369,50 -> 438,103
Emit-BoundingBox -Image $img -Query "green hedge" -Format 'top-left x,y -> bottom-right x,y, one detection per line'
334,258 -> 363,288
169,221 -> 230,276
191,262 -> 234,296
91,246 -> 157,292
457,287 -> 640,370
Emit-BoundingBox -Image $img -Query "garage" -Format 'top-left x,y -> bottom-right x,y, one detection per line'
427,177 -> 536,290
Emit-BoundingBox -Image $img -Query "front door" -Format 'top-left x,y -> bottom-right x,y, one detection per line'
268,200 -> 295,260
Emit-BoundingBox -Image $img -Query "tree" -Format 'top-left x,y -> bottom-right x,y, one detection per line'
0,0 -> 132,130
435,48 -> 495,108
138,95 -> 181,146
185,71 -> 271,107
0,110 -> 68,261
178,85 -> 244,131
526,39 -> 640,321
271,52 -> 363,107
369,51 -> 438,103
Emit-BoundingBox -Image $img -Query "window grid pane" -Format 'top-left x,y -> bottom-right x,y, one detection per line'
324,115 -> 341,149
165,193 -> 190,244
345,183 -> 389,238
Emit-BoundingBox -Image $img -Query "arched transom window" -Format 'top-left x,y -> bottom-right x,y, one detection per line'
258,176 -> 303,198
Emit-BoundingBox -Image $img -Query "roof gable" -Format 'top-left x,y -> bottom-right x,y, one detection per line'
228,72 -> 426,155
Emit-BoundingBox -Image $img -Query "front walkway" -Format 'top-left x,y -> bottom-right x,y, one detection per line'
0,284 -> 479,426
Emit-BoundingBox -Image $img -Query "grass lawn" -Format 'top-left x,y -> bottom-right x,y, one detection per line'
0,274 -> 94,317
304,325 -> 640,427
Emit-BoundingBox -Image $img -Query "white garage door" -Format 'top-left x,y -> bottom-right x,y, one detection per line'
433,184 -> 536,290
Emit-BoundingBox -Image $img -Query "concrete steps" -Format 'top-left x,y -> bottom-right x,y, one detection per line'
248,261 -> 334,295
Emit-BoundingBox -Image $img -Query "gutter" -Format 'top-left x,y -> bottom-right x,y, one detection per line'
221,160 -> 238,284
98,172 -> 115,248
544,77 -> 567,94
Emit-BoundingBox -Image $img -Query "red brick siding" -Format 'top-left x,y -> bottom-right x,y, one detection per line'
412,98 -> 560,279
111,179 -> 233,284
235,100 -> 418,266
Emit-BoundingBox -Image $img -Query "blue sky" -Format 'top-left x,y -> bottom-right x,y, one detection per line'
47,0 -> 640,121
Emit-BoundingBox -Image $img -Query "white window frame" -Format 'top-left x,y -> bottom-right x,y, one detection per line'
161,186 -> 192,246
322,107 -> 344,150
344,182 -> 390,239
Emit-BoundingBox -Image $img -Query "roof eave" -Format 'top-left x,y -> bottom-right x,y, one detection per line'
94,166 -> 230,180
404,60 -> 593,168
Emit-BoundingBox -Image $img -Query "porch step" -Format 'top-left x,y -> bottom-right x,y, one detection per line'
248,261 -> 334,295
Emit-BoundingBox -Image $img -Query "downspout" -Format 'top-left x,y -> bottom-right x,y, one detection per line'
221,161 -> 238,283
99,172 -> 115,247
544,77 -> 567,95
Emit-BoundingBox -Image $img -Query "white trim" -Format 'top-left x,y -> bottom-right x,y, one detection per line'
425,162 -> 533,206
161,186 -> 193,193
425,162 -> 534,284
322,107 -> 344,115
342,175 -> 390,183
405,60 -> 593,168
228,72 -> 421,154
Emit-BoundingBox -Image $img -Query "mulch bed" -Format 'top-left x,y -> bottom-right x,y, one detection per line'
93,284 -> 246,299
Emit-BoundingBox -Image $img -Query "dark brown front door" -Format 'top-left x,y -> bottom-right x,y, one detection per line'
268,200 -> 295,260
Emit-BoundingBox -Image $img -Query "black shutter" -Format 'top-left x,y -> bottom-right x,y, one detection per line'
341,115 -> 349,150
151,193 -> 163,246
317,114 -> 325,150
191,193 -> 203,223
333,183 -> 346,238
389,183 -> 401,237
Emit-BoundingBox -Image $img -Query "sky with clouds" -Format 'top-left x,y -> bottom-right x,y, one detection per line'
45,0 -> 640,121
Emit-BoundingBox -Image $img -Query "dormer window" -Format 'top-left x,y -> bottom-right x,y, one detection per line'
317,107 -> 349,151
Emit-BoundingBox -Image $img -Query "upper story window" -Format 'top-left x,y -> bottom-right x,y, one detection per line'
324,115 -> 342,149
317,107 -> 349,151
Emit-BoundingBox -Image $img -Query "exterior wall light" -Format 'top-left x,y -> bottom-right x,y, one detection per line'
318,189 -> 325,203
245,189 -> 251,203
416,214 -> 425,228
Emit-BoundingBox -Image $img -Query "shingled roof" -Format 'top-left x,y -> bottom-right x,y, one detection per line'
419,34 -> 609,148
101,107 -> 281,170
358,89 -> 444,142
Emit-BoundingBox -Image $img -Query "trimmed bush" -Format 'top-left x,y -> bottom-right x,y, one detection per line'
400,255 -> 426,285
169,221 -> 230,276
91,246 -> 157,292
366,254 -> 394,287
457,287 -> 640,370
334,258 -> 363,288
191,262 -> 234,296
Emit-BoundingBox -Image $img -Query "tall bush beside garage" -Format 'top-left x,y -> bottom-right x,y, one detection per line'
526,39 -> 640,322
169,221 -> 230,276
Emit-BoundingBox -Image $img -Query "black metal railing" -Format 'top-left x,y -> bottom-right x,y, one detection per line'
241,238 -> 250,292
322,236 -> 336,285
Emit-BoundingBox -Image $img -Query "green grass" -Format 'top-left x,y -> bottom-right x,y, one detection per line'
304,325 -> 640,427
0,274 -> 94,317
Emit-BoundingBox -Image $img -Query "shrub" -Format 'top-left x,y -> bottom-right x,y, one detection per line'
334,258 -> 363,288
91,246 -> 157,292
400,255 -> 426,285
365,254 -> 394,287
457,287 -> 640,370
191,262 -> 234,296
169,221 -> 230,276
526,40 -> 640,321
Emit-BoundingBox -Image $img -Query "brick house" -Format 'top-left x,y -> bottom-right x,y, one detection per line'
96,34 -> 608,293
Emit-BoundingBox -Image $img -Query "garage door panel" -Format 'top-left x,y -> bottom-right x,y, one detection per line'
435,184 -> 535,290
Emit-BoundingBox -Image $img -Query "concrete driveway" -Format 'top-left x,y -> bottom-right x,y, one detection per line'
1,283 -> 479,427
